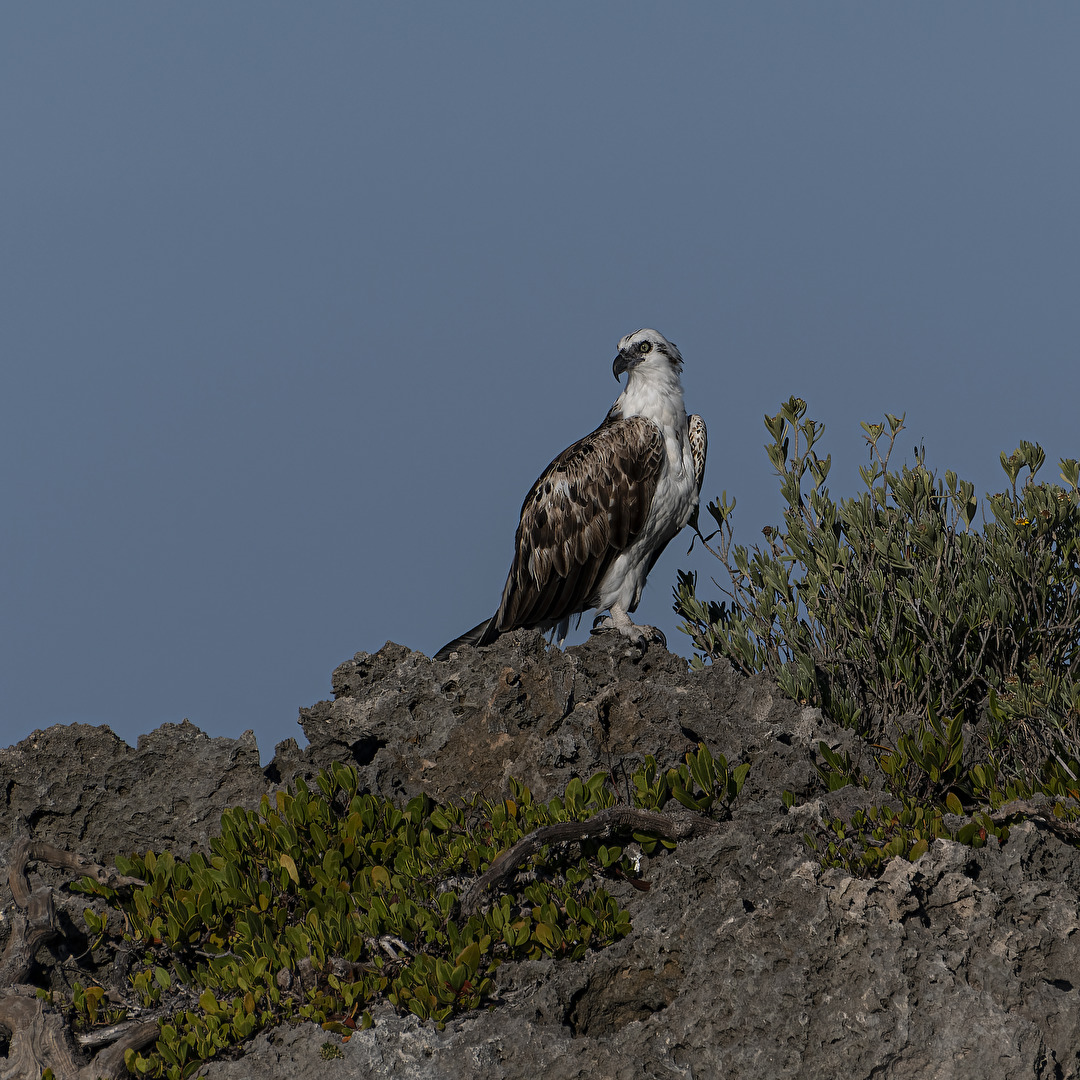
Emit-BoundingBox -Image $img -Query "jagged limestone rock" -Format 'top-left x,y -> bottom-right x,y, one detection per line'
2,632 -> 1077,1078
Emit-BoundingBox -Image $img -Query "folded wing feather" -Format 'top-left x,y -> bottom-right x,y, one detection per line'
495,415 -> 665,634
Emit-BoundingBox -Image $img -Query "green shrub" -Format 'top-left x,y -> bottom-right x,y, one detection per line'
68,749 -> 746,1078
676,398 -> 1080,874
676,396 -> 1080,779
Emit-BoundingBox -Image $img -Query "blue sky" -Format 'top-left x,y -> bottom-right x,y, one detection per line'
3,5 -> 1078,761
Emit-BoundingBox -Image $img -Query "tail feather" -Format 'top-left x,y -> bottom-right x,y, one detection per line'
434,616 -> 501,661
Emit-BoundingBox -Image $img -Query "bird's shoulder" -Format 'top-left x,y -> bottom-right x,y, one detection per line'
518,414 -> 664,517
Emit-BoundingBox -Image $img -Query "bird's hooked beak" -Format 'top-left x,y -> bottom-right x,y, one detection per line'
612,350 -> 631,381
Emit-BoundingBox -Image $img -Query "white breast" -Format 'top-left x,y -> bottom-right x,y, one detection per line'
595,350 -> 698,614
596,415 -> 697,614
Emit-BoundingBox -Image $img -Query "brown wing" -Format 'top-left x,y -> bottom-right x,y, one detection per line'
493,415 -> 665,633
686,413 -> 708,534
688,414 -> 707,495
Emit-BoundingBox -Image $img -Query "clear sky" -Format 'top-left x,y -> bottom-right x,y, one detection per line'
3,5 -> 1078,762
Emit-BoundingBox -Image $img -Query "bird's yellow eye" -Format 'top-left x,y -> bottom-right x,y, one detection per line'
639,341 -> 652,354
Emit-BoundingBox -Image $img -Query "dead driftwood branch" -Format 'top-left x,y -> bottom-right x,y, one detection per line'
989,799 -> 1080,842
460,806 -> 718,916
0,840 -> 156,1080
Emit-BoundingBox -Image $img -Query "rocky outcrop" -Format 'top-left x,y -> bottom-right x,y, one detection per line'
1,632 -> 1077,1079
0,720 -> 268,860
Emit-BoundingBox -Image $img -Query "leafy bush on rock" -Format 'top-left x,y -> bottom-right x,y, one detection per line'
65,749 -> 744,1078
675,397 -> 1080,872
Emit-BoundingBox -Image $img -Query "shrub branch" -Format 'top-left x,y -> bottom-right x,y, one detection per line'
461,807 -> 716,915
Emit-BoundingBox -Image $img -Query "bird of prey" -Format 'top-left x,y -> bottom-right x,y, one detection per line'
435,328 -> 706,661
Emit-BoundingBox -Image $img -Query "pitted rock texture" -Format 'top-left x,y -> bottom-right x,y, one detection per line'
0,720 -> 268,859
2,632 -> 1078,1079
203,815 -> 1080,1080
295,631 -> 841,807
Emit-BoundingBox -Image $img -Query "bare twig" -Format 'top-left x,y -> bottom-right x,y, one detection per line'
989,800 -> 1080,843
460,807 -> 717,916
0,841 -> 156,1080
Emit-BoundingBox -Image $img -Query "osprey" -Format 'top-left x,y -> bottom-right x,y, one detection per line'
435,328 -> 706,661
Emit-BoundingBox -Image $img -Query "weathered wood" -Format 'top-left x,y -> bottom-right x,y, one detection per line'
79,1020 -> 160,1080
990,798 -> 1080,841
0,991 -> 81,1080
460,806 -> 717,915
0,841 -> 156,1080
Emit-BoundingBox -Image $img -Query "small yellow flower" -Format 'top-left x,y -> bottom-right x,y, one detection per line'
1015,517 -> 1030,526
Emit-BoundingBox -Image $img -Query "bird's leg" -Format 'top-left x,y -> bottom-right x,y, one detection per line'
590,603 -> 667,649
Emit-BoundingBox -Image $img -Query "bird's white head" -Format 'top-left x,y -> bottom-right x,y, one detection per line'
612,328 -> 684,383
610,328 -> 687,424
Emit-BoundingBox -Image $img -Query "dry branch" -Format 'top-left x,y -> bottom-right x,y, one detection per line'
0,840 -> 155,1080
990,799 -> 1080,842
460,806 -> 717,915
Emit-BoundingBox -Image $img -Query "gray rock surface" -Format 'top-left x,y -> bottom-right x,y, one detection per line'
0,720 -> 268,859
2,631 -> 1077,1079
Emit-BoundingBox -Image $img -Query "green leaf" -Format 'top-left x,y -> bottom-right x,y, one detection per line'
279,854 -> 299,886
454,941 -> 481,974
732,763 -> 751,793
671,786 -> 705,812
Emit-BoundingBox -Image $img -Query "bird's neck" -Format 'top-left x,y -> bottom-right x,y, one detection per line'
613,364 -> 687,430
